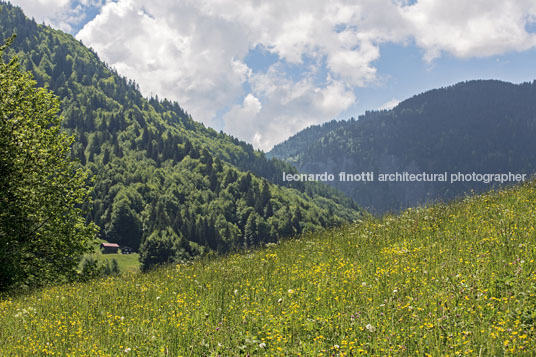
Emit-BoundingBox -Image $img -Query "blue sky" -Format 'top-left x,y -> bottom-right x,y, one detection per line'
347,42 -> 536,116
9,0 -> 536,150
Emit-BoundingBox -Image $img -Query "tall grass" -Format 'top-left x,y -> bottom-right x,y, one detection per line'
1,182 -> 536,355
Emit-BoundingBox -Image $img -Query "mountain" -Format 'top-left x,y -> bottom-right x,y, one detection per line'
269,79 -> 536,213
0,2 -> 360,269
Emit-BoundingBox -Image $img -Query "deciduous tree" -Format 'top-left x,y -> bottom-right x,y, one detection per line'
0,38 -> 96,290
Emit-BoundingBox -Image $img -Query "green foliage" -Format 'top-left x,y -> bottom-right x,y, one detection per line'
0,1 -> 362,273
270,80 -> 536,213
2,181 -> 536,354
79,256 -> 100,280
139,227 -> 194,272
80,256 -> 120,280
0,37 -> 97,290
102,258 -> 120,276
105,190 -> 143,249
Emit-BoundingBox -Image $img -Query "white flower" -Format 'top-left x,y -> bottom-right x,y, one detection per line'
124,347 -> 131,353
288,289 -> 294,294
277,298 -> 283,304
366,324 -> 376,332
393,289 -> 398,294
361,282 -> 367,287
259,342 -> 266,348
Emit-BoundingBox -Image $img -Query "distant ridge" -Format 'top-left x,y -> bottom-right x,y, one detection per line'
269,79 -> 536,213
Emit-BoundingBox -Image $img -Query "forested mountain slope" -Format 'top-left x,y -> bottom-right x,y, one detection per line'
269,79 -> 536,213
0,2 -> 360,269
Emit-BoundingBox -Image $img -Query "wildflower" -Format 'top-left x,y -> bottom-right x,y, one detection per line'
278,298 -> 283,304
366,324 -> 376,332
259,342 -> 266,348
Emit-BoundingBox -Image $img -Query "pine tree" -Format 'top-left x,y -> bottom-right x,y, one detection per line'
244,213 -> 257,248
260,181 -> 271,206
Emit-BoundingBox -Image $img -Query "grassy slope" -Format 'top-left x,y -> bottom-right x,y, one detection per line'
1,182 -> 536,355
99,253 -> 139,273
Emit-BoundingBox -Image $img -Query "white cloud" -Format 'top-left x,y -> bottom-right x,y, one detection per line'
223,68 -> 355,150
378,98 -> 400,110
77,0 -> 251,127
76,0 -> 400,149
401,0 -> 536,61
14,0 -> 536,150
223,94 -> 262,144
10,0 -> 106,33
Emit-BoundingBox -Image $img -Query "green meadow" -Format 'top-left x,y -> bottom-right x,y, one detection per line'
1,181 -> 536,356
81,241 -> 140,273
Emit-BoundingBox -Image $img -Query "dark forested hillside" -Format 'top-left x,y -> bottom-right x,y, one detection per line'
269,80 -> 536,213
0,2 -> 360,270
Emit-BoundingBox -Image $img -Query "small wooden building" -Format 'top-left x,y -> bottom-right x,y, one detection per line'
100,242 -> 120,254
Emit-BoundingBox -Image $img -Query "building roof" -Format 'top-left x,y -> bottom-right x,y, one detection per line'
101,243 -> 120,248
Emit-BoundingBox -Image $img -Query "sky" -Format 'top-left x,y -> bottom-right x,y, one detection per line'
9,0 -> 536,151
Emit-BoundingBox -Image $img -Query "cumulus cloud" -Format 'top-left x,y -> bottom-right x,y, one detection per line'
223,67 -> 356,149
77,0 -> 401,149
77,0 -> 252,127
17,0 -> 536,150
10,0 -> 106,33
401,0 -> 536,61
223,94 -> 262,145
